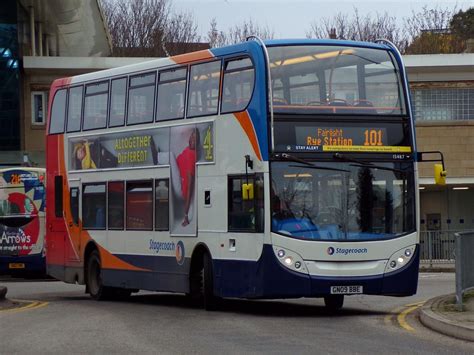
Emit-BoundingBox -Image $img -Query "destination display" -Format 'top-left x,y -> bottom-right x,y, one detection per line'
274,121 -> 412,153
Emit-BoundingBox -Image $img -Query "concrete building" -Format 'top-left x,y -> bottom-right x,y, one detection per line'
0,0 -> 115,165
405,54 -> 474,232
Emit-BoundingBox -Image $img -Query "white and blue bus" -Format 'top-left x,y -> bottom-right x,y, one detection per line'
46,39 -> 440,309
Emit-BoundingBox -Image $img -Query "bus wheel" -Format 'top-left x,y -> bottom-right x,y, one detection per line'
203,253 -> 220,311
324,295 -> 344,311
87,250 -> 111,300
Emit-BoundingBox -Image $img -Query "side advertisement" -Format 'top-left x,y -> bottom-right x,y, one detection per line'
0,170 -> 45,256
69,122 -> 214,236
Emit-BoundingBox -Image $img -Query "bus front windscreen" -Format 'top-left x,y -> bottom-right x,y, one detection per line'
271,161 -> 415,241
268,45 -> 406,115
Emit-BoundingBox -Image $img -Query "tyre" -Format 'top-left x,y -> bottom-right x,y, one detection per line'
86,250 -> 112,300
324,295 -> 344,311
202,253 -> 220,311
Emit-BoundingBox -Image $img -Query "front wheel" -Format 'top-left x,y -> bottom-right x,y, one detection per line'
203,253 -> 220,311
324,295 -> 344,311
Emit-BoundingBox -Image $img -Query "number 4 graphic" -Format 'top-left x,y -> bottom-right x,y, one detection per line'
203,126 -> 214,161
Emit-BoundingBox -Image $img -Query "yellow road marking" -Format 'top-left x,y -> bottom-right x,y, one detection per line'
385,301 -> 425,332
0,300 -> 49,314
396,301 -> 425,332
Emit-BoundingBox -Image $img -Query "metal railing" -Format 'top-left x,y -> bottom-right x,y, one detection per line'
455,231 -> 474,310
419,230 -> 458,265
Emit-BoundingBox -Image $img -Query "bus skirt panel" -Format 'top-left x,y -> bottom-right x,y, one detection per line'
213,244 -> 419,299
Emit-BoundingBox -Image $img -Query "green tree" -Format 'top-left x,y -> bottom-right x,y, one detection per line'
450,8 -> 474,41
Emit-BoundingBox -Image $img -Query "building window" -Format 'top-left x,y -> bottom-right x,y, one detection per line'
31,91 -> 47,125
155,179 -> 169,231
228,175 -> 264,232
82,183 -> 106,230
126,180 -> 153,230
411,87 -> 474,121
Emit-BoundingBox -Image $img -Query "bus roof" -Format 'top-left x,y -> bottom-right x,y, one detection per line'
263,38 -> 391,50
51,39 -> 394,88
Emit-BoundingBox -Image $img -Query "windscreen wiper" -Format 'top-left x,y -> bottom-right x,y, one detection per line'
274,153 -> 350,172
333,153 -> 408,174
273,153 -> 314,166
333,152 -> 373,166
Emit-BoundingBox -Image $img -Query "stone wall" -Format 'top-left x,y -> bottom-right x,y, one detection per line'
416,121 -> 474,178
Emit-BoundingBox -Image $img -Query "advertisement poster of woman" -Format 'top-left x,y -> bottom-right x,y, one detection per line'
170,125 -> 199,235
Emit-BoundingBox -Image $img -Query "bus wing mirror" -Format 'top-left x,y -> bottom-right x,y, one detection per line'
434,164 -> 447,186
417,151 -> 447,186
242,183 -> 254,200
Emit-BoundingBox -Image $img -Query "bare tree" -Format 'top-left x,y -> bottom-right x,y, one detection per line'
160,11 -> 201,56
404,5 -> 461,54
306,9 -> 407,51
101,0 -> 202,56
207,18 -> 274,47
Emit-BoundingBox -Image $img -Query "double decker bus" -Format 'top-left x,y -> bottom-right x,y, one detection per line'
0,167 -> 46,276
46,39 -> 428,309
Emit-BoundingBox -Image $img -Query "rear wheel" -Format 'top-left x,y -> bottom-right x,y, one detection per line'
324,295 -> 344,311
87,250 -> 112,300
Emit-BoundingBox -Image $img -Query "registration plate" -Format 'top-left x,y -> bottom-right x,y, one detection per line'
330,285 -> 363,294
9,263 -> 25,269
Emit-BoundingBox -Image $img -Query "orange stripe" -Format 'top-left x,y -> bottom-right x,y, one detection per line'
171,50 -> 214,64
234,111 -> 262,161
98,245 -> 148,271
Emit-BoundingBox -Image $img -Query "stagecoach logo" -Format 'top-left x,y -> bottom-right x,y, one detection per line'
175,241 -> 185,266
327,247 -> 369,256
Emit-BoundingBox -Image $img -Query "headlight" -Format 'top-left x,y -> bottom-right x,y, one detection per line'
273,246 -> 308,274
385,245 -> 416,273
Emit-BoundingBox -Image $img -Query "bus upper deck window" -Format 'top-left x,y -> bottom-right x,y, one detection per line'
67,86 -> 84,133
156,67 -> 187,121
221,58 -> 255,114
49,89 -> 67,134
83,81 -> 109,131
127,72 -> 156,125
187,61 -> 221,118
109,77 -> 127,127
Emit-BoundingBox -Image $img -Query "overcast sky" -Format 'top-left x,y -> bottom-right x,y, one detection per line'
173,0 -> 472,38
